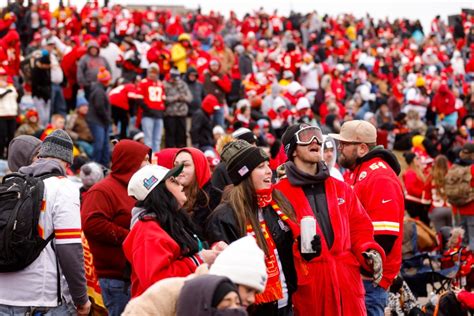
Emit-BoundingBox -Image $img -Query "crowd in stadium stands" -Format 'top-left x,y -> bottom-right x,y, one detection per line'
0,1 -> 474,315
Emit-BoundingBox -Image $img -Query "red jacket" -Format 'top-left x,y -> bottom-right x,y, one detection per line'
81,140 -> 151,279
123,219 -> 201,297
275,176 -> 385,316
344,153 -> 404,290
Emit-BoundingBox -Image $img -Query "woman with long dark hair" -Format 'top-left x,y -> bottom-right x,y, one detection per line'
173,148 -> 222,237
123,164 -> 218,297
402,152 -> 430,225
206,140 -> 314,316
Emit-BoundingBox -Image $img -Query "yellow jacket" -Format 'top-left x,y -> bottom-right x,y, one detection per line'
171,43 -> 188,73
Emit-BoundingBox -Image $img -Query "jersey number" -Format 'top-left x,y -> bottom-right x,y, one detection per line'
148,86 -> 163,102
369,162 -> 387,170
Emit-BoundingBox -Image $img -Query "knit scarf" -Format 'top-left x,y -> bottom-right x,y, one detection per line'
246,188 -> 297,304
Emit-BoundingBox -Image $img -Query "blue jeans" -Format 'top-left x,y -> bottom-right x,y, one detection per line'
50,83 -> 67,117
213,106 -> 225,128
88,122 -> 110,166
461,215 -> 474,250
0,302 -> 76,315
141,116 -> 163,153
364,280 -> 388,316
98,278 -> 130,316
76,140 -> 94,158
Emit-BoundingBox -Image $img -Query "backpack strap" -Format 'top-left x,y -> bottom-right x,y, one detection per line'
50,240 -> 62,306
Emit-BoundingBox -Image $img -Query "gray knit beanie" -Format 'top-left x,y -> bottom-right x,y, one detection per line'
38,129 -> 74,164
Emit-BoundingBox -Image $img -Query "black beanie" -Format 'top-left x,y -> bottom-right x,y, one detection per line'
281,123 -> 307,161
221,140 -> 269,185
211,279 -> 238,308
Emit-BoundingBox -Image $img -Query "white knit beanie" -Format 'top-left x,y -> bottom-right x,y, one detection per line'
209,236 -> 267,293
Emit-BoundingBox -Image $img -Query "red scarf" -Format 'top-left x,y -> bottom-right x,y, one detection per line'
246,188 -> 298,304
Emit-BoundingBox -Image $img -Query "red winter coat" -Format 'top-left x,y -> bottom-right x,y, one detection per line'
81,140 -> 151,279
344,153 -> 404,290
275,176 -> 385,316
123,219 -> 201,297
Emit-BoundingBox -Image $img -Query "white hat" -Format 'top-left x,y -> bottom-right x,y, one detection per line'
209,236 -> 268,293
296,97 -> 310,111
236,99 -> 250,111
128,164 -> 183,201
287,81 -> 303,96
212,125 -> 225,135
272,97 -> 286,111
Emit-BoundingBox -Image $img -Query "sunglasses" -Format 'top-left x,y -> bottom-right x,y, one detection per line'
295,126 -> 323,145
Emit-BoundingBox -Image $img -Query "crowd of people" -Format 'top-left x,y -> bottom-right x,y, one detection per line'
0,0 -> 474,315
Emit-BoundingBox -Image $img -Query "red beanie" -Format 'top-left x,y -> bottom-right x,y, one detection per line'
97,67 -> 111,83
202,94 -> 220,115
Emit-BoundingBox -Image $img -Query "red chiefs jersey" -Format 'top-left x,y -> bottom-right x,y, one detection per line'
109,83 -> 137,111
136,78 -> 165,111
344,155 -> 404,289
281,51 -> 302,75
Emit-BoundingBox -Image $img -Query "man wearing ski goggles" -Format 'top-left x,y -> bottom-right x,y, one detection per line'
294,125 -> 324,145
281,123 -> 323,167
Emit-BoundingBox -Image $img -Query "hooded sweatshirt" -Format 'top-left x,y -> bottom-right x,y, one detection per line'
174,148 -> 222,235
321,135 -> 344,181
77,40 -> 111,88
81,140 -> 151,279
7,135 -> 42,172
185,67 -> 205,115
176,275 -> 247,316
432,84 -> 456,115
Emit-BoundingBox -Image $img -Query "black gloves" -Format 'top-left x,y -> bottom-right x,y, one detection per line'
298,234 -> 322,262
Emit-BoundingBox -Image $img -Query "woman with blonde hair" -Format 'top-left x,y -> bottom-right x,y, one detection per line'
423,155 -> 453,231
206,140 -> 320,316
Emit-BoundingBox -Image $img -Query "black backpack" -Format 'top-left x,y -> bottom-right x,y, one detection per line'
0,173 -> 55,272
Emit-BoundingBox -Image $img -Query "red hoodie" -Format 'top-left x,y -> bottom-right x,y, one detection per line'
81,140 -> 151,279
174,147 -> 211,188
432,84 -> 456,115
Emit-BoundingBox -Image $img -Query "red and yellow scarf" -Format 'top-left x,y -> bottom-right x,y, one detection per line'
246,188 -> 298,304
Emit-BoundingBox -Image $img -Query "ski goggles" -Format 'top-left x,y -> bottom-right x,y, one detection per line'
295,126 -> 323,145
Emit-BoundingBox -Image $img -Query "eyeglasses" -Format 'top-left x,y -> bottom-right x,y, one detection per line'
295,126 -> 323,145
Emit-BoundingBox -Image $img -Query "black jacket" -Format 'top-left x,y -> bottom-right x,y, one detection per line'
87,83 -> 111,127
192,181 -> 222,239
184,75 -> 205,116
206,200 -> 297,315
211,162 -> 232,191
191,109 -> 214,149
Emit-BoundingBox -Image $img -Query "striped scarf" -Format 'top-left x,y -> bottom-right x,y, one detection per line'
246,188 -> 298,304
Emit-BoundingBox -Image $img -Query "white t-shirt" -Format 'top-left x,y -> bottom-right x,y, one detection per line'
0,176 -> 82,307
